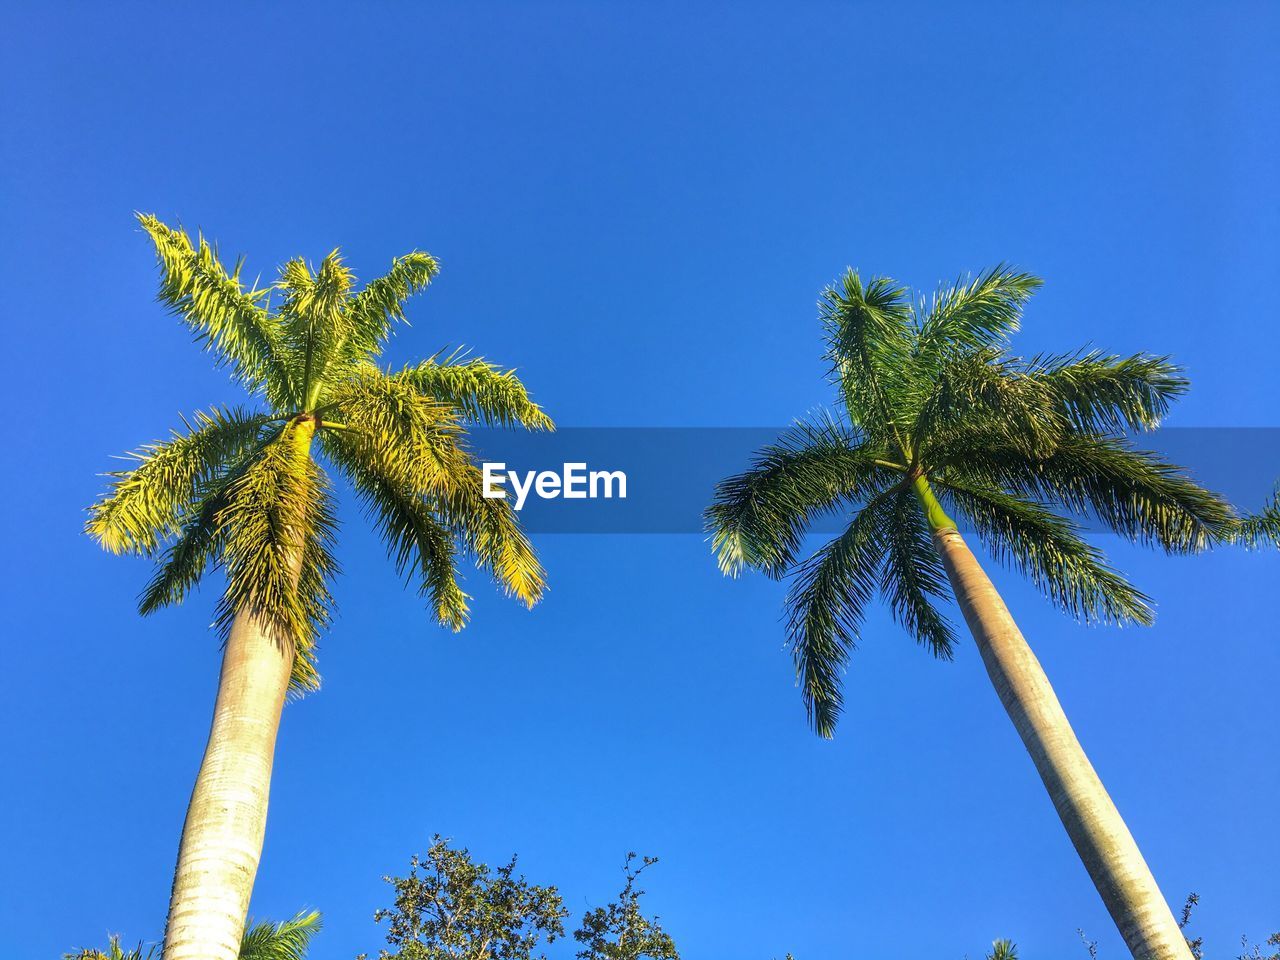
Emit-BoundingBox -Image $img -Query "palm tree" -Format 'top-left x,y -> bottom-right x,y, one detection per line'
86,217 -> 552,960
706,267 -> 1231,960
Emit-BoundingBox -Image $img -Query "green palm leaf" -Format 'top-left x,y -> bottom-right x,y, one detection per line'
821,270 -> 916,442
881,488 -> 956,658
937,479 -> 1154,626
346,251 -> 440,354
914,264 -> 1041,369
239,911 -> 322,960
87,407 -> 276,555
137,215 -> 287,396
401,351 -> 555,430
1025,350 -> 1187,432
785,489 -> 898,737
323,428 -> 472,630
1232,492 -> 1280,548
706,415 -> 895,578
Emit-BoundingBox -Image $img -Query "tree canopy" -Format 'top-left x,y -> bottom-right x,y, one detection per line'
707,266 -> 1231,735
87,217 -> 553,690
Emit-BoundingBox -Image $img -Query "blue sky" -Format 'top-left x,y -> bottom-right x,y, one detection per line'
2,3 -> 1277,957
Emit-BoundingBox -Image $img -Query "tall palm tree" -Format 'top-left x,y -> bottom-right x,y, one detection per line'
86,217 -> 552,960
706,267 -> 1230,960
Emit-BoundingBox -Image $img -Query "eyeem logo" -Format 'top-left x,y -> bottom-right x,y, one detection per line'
482,462 -> 628,511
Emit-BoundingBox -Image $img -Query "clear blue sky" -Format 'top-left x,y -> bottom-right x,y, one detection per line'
2,3 -> 1277,957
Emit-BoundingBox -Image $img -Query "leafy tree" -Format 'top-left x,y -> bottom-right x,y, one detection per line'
572,854 -> 679,960
67,911 -> 320,960
988,940 -> 1018,960
86,217 -> 552,960
359,836 -> 568,960
707,266 -> 1231,960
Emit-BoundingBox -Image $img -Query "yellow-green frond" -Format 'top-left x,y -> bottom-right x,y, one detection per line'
320,368 -> 546,610
401,353 -> 555,430
212,422 -> 337,692
435,462 -> 547,608
136,214 -> 288,394
87,407 -> 275,555
346,251 -> 440,353
322,429 -> 471,631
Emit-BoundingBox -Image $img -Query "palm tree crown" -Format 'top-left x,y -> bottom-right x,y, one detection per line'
707,266 -> 1230,736
87,215 -> 552,691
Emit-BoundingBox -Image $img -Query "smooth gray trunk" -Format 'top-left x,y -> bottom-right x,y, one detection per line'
932,526 -> 1192,960
161,610 -> 293,960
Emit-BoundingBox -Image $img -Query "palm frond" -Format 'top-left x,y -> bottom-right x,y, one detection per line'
138,486 -> 225,614
938,432 -> 1232,553
137,214 -> 287,395
322,430 -> 471,630
882,488 -> 956,658
86,407 -> 276,555
400,352 -> 554,430
912,349 -> 1063,459
321,369 -> 545,609
913,265 -> 1041,370
1231,492 -> 1280,548
785,489 -> 898,737
434,461 -> 547,608
937,480 -> 1153,626
320,367 -> 470,492
706,415 -> 895,578
239,911 -> 322,960
1025,351 -> 1187,432
345,251 -> 440,355
820,270 -> 916,442
277,252 -> 357,408
213,423 -> 338,691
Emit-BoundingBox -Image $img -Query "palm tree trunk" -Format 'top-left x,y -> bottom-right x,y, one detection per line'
161,609 -> 293,960
929,524 -> 1191,960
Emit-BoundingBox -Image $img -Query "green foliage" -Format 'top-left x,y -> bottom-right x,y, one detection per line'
360,843 -> 690,960
987,940 -> 1018,960
359,836 -> 569,960
573,854 -> 680,960
239,911 -> 323,960
87,217 -> 552,688
707,266 -> 1232,736
402,351 -> 556,431
64,938 -> 157,960
64,910 -> 320,960
136,215 -> 285,397
1231,489 -> 1280,549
